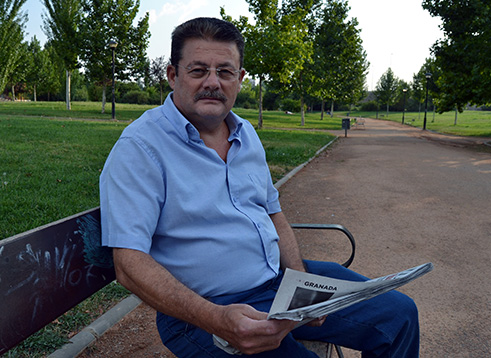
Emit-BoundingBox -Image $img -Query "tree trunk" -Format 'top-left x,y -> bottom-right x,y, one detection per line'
258,76 -> 263,129
11,84 -> 15,101
66,70 -> 71,110
320,98 -> 325,120
33,83 -> 37,102
300,95 -> 305,126
330,100 -> 334,118
101,83 -> 107,114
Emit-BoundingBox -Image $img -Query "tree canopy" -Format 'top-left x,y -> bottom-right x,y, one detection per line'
0,0 -> 27,95
80,0 -> 150,112
423,0 -> 491,112
223,0 -> 367,127
374,68 -> 399,117
310,0 -> 368,118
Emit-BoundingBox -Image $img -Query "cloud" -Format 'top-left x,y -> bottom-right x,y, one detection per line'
149,0 -> 211,24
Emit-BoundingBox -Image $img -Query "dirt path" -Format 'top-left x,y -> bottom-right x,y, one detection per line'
80,119 -> 491,357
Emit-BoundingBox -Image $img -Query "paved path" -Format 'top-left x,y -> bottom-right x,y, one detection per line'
78,118 -> 490,358
279,118 -> 491,357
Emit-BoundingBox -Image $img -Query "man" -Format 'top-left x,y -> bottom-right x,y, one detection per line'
100,17 -> 419,357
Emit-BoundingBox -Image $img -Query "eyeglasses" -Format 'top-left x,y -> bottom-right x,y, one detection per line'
177,65 -> 241,81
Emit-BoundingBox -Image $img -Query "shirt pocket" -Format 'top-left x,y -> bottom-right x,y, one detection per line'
247,173 -> 268,207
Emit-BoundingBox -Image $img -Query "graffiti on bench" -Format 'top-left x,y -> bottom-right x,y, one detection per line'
0,208 -> 115,354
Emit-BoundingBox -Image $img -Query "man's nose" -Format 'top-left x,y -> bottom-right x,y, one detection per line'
203,69 -> 220,89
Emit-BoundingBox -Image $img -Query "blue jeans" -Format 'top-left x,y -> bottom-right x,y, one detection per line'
156,261 -> 420,357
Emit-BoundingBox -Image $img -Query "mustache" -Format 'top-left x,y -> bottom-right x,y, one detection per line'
194,90 -> 227,102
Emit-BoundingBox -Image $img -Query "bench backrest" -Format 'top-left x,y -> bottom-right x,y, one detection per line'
0,208 -> 114,354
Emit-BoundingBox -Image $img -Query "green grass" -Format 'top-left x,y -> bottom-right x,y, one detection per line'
0,115 -> 335,239
352,109 -> 491,137
0,116 -> 127,238
258,130 -> 334,182
0,101 -> 154,121
233,107 -> 343,130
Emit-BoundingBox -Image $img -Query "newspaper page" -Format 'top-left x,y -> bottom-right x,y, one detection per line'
213,262 -> 433,354
268,262 -> 434,322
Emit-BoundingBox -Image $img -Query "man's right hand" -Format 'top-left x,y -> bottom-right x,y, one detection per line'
211,303 -> 297,355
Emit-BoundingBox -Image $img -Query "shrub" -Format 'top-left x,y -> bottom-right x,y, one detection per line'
280,98 -> 301,113
121,90 -> 149,104
360,101 -> 379,112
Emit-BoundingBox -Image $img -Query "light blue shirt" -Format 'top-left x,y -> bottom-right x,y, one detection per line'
100,93 -> 281,297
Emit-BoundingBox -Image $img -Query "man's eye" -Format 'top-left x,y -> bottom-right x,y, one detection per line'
218,68 -> 235,79
189,68 -> 207,77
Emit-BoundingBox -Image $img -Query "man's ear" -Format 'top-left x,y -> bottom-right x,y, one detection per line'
238,68 -> 246,91
167,65 -> 176,89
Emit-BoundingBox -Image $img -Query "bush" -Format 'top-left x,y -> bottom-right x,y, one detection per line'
235,90 -> 258,109
280,98 -> 301,112
72,86 -> 89,102
360,101 -> 379,112
121,90 -> 149,104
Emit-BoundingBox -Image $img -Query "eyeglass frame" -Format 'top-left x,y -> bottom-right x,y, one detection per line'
175,64 -> 242,82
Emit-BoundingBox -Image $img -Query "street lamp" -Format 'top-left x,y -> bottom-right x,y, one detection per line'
402,88 -> 407,125
423,72 -> 432,130
108,40 -> 118,120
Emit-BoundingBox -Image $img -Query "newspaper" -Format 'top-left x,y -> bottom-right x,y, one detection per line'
268,262 -> 433,322
213,262 -> 433,354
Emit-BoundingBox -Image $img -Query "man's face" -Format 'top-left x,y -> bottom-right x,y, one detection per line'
167,38 -> 245,130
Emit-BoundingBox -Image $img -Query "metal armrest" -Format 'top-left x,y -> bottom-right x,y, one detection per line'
290,223 -> 356,268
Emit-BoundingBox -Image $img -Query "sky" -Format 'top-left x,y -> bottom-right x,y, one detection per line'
22,0 -> 443,91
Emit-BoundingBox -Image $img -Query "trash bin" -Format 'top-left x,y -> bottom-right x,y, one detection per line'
342,118 -> 351,130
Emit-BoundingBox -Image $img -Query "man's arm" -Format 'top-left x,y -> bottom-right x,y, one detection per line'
270,211 -> 305,272
112,248 -> 297,354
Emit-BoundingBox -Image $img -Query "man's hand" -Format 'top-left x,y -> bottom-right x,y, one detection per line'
213,304 -> 297,355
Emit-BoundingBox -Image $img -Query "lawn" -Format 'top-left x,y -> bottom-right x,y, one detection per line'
0,114 -> 335,239
352,109 -> 491,137
0,101 -> 155,122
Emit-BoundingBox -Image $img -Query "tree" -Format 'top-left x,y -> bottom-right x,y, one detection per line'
25,36 -> 50,101
150,56 -> 167,105
6,40 -> 29,100
39,40 -> 64,100
79,0 -> 150,113
272,0 -> 319,126
422,0 -> 491,111
0,0 -> 27,96
42,0 -> 82,110
308,0 -> 368,120
412,58 -> 437,119
374,68 -> 399,118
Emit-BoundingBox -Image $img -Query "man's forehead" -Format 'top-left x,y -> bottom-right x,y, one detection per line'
181,38 -> 240,65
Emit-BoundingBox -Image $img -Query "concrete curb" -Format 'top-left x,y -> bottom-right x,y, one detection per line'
274,136 -> 338,190
49,135 -> 338,357
48,294 -> 141,358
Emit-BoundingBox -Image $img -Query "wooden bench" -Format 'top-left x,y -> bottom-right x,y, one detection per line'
1,208 -> 355,358
355,118 -> 365,129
